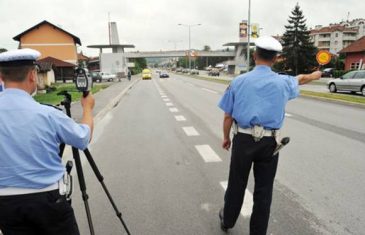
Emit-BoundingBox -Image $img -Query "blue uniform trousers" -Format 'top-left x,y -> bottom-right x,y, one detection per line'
0,190 -> 79,235
223,133 -> 278,235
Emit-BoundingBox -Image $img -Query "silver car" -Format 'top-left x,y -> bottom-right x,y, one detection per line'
327,70 -> 365,96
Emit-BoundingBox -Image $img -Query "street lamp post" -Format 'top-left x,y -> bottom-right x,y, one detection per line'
178,23 -> 201,70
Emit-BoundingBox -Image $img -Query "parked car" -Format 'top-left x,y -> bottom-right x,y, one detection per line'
160,71 -> 169,78
208,68 -> 220,76
327,70 -> 365,96
182,69 -> 189,73
90,71 -> 102,83
322,68 -> 334,77
142,69 -> 152,80
99,72 -> 116,82
176,67 -> 183,72
190,69 -> 199,75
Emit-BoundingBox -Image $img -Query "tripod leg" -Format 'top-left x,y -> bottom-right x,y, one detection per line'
83,149 -> 131,235
72,147 -> 95,235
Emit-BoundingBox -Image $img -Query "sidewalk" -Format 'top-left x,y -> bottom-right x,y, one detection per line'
67,76 -> 140,122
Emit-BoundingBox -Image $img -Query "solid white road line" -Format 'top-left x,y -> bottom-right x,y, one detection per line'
169,108 -> 179,113
220,181 -> 253,217
175,115 -> 186,121
201,88 -> 218,94
195,145 -> 222,162
285,113 -> 293,117
182,126 -> 200,136
166,102 -> 174,106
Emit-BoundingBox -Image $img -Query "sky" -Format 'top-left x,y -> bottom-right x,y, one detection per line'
0,0 -> 363,57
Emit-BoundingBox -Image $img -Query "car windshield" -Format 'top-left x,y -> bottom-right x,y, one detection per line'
342,71 -> 356,79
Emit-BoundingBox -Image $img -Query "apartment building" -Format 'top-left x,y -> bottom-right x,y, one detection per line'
310,18 -> 365,54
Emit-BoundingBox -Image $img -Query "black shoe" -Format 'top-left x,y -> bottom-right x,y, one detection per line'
219,208 -> 229,232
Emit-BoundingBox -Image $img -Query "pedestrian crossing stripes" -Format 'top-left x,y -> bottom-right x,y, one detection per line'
220,181 -> 253,217
195,145 -> 222,162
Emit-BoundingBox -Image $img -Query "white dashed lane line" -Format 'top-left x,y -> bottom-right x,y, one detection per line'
161,95 -> 168,98
163,98 -> 170,102
169,108 -> 179,113
175,115 -> 186,121
182,126 -> 200,136
220,181 -> 253,217
166,103 -> 174,106
201,87 -> 218,94
285,113 -> 293,117
195,145 -> 222,162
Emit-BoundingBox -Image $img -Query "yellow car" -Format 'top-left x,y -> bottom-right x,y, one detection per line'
142,69 -> 152,80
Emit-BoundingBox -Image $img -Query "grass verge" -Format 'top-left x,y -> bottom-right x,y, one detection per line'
186,73 -> 365,105
300,90 -> 365,105
34,83 -> 109,105
188,74 -> 231,85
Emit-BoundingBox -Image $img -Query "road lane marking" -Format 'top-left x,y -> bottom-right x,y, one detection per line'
166,102 -> 174,106
175,115 -> 186,121
182,126 -> 200,136
220,181 -> 253,217
161,95 -> 168,98
169,108 -> 179,113
195,145 -> 222,162
201,88 -> 218,94
163,98 -> 170,102
285,113 -> 293,117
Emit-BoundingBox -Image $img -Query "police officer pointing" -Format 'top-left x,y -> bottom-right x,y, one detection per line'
0,49 -> 95,235
218,36 -> 321,234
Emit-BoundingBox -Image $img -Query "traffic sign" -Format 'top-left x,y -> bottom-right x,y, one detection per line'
316,50 -> 332,65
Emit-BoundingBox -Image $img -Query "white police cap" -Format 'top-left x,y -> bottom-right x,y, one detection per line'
0,48 -> 41,67
255,36 -> 282,52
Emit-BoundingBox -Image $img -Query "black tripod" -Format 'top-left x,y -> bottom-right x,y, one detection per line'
57,91 -> 131,235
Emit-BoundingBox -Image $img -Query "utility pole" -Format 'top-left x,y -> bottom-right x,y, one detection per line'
178,23 -> 202,70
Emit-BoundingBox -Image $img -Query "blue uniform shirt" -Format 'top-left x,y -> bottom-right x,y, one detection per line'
0,88 -> 90,189
218,65 -> 299,129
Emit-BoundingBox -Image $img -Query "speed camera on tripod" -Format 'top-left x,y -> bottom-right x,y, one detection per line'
75,68 -> 93,95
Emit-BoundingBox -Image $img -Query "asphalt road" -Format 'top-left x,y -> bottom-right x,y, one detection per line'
69,72 -> 365,235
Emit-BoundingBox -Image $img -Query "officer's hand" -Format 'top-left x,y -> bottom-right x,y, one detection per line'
311,71 -> 322,80
81,92 -> 95,111
222,138 -> 231,151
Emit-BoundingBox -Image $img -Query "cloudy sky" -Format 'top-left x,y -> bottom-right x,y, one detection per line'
0,0 -> 363,56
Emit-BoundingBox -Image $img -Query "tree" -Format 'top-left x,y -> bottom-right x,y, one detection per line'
203,45 -> 211,51
281,4 -> 317,74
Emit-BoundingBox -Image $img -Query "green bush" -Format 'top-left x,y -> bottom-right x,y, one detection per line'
333,70 -> 346,78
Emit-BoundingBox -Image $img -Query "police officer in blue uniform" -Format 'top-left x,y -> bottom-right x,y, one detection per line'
218,36 -> 321,234
0,48 -> 95,235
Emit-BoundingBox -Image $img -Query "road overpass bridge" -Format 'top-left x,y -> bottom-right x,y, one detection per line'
123,50 -> 235,58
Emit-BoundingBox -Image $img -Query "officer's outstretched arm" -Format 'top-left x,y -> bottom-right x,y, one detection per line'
297,71 -> 322,85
